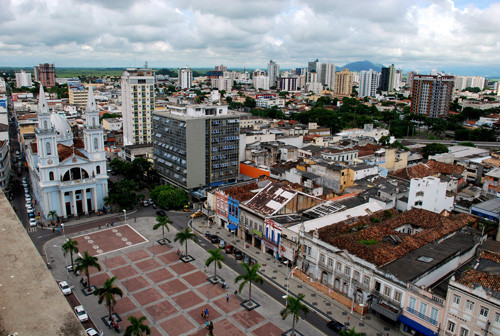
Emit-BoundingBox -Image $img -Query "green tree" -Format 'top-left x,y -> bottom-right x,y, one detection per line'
153,215 -> 172,242
422,143 -> 449,159
48,210 -> 58,225
75,251 -> 101,291
61,238 -> 79,269
174,227 -> 197,256
280,294 -> 310,336
104,180 -> 141,210
205,248 -> 225,281
94,276 -> 123,321
124,316 -> 151,336
244,97 -> 256,108
234,263 -> 264,305
339,327 -> 365,336
150,185 -> 188,210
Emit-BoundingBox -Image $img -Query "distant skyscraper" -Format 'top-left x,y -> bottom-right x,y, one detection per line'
320,63 -> 336,90
394,69 -> 403,90
34,63 -> 55,87
379,64 -> 395,92
121,68 -> 156,146
267,60 -> 280,88
178,67 -> 193,89
15,70 -> 32,88
407,71 -> 418,89
411,75 -> 454,118
308,59 -> 319,72
334,69 -> 353,96
454,76 -> 486,91
253,75 -> 269,91
215,65 -> 227,72
358,69 -> 380,98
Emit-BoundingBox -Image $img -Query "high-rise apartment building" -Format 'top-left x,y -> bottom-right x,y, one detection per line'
121,68 -> 156,146
319,62 -> 336,90
279,77 -> 299,92
379,64 -> 395,92
178,67 -> 193,89
34,63 -> 55,87
411,75 -> 454,118
215,65 -> 227,72
334,69 -> 353,96
308,59 -> 319,72
267,60 -> 280,88
68,86 -> 88,107
358,69 -> 380,98
407,71 -> 418,89
15,70 -> 32,87
212,77 -> 233,92
454,76 -> 486,91
394,69 -> 403,90
153,104 -> 240,190
253,75 -> 269,91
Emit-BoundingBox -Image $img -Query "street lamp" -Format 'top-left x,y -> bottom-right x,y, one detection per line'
282,266 -> 298,305
123,209 -> 127,224
61,223 -> 65,237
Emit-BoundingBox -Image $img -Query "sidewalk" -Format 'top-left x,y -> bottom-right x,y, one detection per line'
191,217 -> 399,336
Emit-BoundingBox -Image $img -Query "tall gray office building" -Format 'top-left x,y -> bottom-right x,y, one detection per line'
153,104 -> 240,191
267,60 -> 280,88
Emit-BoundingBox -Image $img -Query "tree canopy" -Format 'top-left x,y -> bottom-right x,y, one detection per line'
150,185 -> 188,210
422,143 -> 449,159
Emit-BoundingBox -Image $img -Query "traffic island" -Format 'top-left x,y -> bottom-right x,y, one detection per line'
240,299 -> 260,311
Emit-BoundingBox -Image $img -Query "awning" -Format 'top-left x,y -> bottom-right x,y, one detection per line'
398,315 -> 437,336
227,224 -> 238,231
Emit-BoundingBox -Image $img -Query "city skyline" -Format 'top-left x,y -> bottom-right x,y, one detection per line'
1,0 -> 500,76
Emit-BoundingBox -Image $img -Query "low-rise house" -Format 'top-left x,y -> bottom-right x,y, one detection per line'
483,168 -> 500,196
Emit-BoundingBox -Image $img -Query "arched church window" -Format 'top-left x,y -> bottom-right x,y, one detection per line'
96,166 -> 100,174
49,171 -> 54,180
43,120 -> 48,129
92,117 -> 96,127
46,142 -> 51,155
94,138 -> 98,150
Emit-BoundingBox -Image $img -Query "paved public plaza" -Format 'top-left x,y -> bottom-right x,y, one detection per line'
45,215 -> 323,335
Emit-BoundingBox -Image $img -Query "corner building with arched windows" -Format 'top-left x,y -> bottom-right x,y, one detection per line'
25,86 -> 108,220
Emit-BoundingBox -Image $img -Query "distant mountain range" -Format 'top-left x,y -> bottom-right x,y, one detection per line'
337,60 -> 385,72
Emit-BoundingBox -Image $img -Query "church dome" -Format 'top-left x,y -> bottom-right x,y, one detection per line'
50,112 -> 74,145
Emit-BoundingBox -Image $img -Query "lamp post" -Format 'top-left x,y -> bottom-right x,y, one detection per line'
282,266 -> 298,305
61,223 -> 65,237
123,209 -> 127,224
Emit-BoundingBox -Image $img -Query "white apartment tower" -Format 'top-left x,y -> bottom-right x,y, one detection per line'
121,68 -> 156,146
358,69 -> 380,98
318,62 -> 336,90
267,60 -> 280,88
15,70 -> 32,88
178,67 -> 193,89
253,75 -> 270,91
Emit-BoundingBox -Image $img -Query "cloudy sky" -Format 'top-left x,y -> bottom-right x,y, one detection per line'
1,0 -> 499,75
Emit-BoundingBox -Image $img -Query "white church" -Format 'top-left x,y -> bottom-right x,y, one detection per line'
26,86 -> 108,220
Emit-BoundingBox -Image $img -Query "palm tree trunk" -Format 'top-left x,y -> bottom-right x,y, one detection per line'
86,270 -> 91,291
214,263 -> 217,280
185,241 -> 188,256
162,227 -> 165,241
249,282 -> 252,304
292,316 -> 296,336
109,303 -> 113,321
70,252 -> 74,269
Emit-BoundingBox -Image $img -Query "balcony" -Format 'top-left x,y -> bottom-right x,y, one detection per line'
406,307 -> 438,326
60,178 -> 98,187
371,296 -> 402,321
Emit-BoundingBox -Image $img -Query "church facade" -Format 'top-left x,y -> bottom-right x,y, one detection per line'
26,86 -> 108,220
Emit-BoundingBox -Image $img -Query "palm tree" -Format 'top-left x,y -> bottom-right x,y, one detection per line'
75,251 -> 101,291
48,210 -> 58,225
173,227 -> 196,257
153,215 -> 171,242
339,327 -> 364,336
124,315 -> 151,336
94,276 -> 123,322
234,263 -> 264,305
280,294 -> 309,336
205,248 -> 224,281
61,238 -> 79,269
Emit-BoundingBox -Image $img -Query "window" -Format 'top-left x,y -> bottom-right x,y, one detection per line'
419,302 -> 428,316
479,306 -> 489,319
384,286 -> 392,297
459,327 -> 469,336
345,267 -> 351,277
49,171 -> 54,180
430,308 -> 439,325
328,258 -> 333,268
394,291 -> 402,303
447,321 -> 456,332
336,262 -> 342,271
363,276 -> 370,286
375,281 -> 381,293
46,141 -> 52,155
409,297 -> 416,310
354,271 -> 360,282
495,313 -> 500,324
94,138 -> 98,150
465,300 -> 474,311
96,166 -> 100,174
452,294 -> 461,305
320,254 -> 325,264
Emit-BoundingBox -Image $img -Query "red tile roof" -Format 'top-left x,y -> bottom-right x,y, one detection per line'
457,270 -> 500,292
317,208 -> 476,266
391,160 -> 465,180
57,144 -> 87,162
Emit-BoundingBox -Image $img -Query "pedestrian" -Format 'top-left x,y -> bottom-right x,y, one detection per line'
205,308 -> 209,319
106,222 -> 109,228
226,293 -> 229,302
52,227 -> 55,234
201,310 -> 206,319
205,320 -> 209,329
134,217 -> 136,223
208,321 -> 214,336
111,221 -> 114,227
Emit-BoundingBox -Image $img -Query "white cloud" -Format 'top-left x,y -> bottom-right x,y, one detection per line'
0,0 -> 498,74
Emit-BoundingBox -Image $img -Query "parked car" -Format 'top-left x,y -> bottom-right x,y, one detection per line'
219,240 -> 226,249
156,210 -> 166,217
327,320 -> 347,332
86,328 -> 101,336
58,281 -> 72,295
243,255 -> 250,264
73,305 -> 89,322
142,200 -> 149,207
234,249 -> 243,260
210,235 -> 219,244
190,210 -> 202,218
29,219 -> 37,227
225,245 -> 234,254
